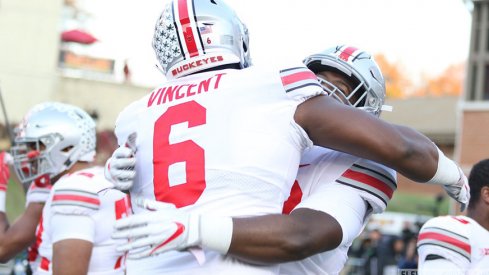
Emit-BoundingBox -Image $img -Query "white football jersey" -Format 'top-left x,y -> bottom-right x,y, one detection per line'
418,215 -> 489,274
116,65 -> 324,274
35,167 -> 130,275
281,146 -> 397,275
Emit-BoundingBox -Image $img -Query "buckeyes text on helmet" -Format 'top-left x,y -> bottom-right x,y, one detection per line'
153,0 -> 251,79
303,45 -> 389,117
11,102 -> 96,184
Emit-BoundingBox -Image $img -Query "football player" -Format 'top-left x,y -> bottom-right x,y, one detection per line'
11,102 -> 130,275
417,158 -> 489,274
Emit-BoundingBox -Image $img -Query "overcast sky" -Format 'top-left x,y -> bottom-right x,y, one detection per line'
74,0 -> 472,87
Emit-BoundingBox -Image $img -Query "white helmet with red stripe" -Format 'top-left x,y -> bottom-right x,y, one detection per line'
153,0 -> 251,79
11,102 -> 96,184
303,45 -> 390,117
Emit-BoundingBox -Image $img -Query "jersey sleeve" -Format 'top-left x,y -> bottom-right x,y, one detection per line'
335,158 -> 397,213
50,176 -> 101,217
417,216 -> 471,270
49,172 -> 104,243
51,213 -> 96,243
418,258 -> 465,275
294,182 -> 367,247
278,66 -> 325,103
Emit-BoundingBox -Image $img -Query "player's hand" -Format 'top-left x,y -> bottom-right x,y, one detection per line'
112,198 -> 201,259
443,167 -> 470,212
105,133 -> 137,191
25,174 -> 52,205
0,152 -> 12,191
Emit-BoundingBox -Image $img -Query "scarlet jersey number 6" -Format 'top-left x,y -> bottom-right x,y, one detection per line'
153,101 -> 206,208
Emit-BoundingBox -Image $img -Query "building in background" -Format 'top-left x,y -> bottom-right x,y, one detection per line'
0,0 -> 150,133
458,0 -> 489,170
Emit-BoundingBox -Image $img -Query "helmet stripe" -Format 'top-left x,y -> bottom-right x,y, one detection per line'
176,0 -> 201,58
338,46 -> 359,62
191,0 -> 206,54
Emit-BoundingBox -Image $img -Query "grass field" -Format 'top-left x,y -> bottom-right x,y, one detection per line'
386,191 -> 449,216
5,179 -> 26,222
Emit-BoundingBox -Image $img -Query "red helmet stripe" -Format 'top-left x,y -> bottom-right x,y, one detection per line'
177,0 -> 199,58
339,46 -> 358,62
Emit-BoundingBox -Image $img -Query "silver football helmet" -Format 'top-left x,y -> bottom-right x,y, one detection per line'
303,45 -> 390,116
153,0 -> 251,79
11,102 -> 96,184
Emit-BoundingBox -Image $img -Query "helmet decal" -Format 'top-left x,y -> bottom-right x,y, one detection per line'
153,0 -> 251,79
174,0 -> 205,58
153,4 -> 183,72
337,46 -> 360,62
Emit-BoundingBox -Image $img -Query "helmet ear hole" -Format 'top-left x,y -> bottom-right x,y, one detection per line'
210,0 -> 217,4
61,145 -> 74,153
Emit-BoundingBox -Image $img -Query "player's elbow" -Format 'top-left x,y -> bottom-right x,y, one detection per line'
279,235 -> 316,261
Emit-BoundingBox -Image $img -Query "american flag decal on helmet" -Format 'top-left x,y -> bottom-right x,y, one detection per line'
279,67 -> 321,93
52,189 -> 100,210
336,163 -> 397,205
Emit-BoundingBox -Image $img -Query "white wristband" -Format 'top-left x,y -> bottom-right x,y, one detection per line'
426,147 -> 460,186
200,215 -> 233,254
0,191 -> 5,212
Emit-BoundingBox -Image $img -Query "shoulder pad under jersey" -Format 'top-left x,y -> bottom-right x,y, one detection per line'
336,158 -> 397,213
418,215 -> 472,268
50,168 -> 108,216
277,64 -> 325,103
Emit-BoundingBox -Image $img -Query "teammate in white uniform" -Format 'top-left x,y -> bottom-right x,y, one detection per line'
10,102 -> 129,275
0,117 -> 55,272
107,0 -> 468,273
37,167 -> 130,275
417,158 -> 489,275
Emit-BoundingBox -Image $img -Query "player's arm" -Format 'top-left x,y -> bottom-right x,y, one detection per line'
228,168 -> 370,264
114,200 -> 348,263
228,208 -> 342,264
295,95 -> 437,182
49,180 -> 99,275
115,200 -> 340,261
52,215 -> 94,275
114,179 -> 367,263
295,95 -> 469,210
0,202 -> 43,262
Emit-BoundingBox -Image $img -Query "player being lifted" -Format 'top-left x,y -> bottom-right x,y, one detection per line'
106,0 -> 468,273
10,102 -> 130,275
417,158 -> 489,275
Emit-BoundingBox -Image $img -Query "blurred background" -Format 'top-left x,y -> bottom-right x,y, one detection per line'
0,0 -> 488,274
